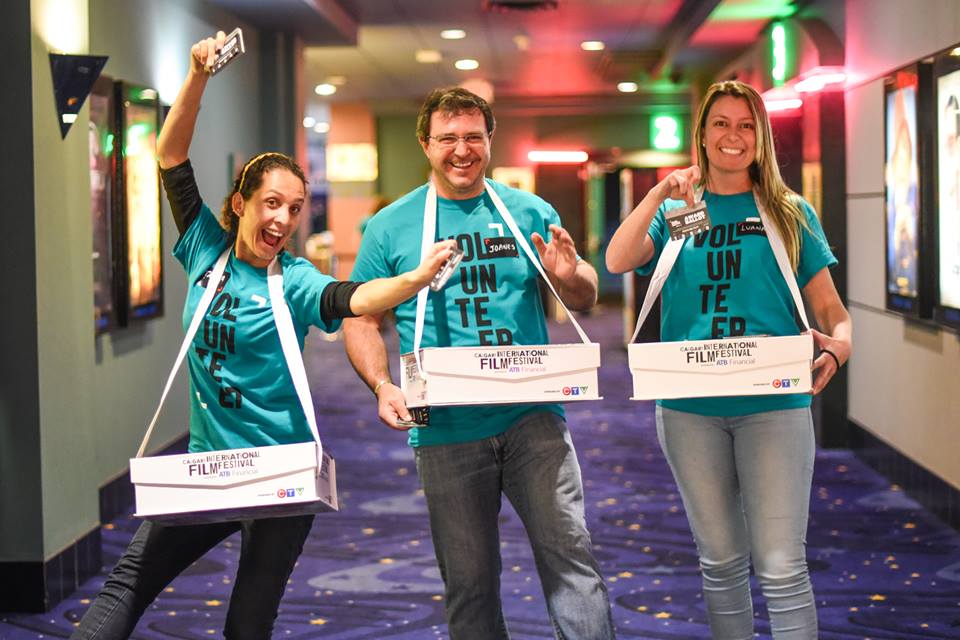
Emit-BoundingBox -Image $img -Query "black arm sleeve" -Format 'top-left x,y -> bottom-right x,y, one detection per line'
320,281 -> 364,324
159,160 -> 203,235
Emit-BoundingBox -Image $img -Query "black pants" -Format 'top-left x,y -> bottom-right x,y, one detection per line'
71,514 -> 314,639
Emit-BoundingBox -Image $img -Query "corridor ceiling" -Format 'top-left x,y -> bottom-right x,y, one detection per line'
208,0 -> 804,114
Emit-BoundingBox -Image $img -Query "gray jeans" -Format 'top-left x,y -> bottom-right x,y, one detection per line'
656,405 -> 817,640
414,411 -> 615,640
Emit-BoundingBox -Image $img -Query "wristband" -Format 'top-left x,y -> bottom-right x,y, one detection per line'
821,348 -> 841,370
373,379 -> 390,396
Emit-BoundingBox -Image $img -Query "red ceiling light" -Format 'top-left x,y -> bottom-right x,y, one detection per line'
528,150 -> 588,163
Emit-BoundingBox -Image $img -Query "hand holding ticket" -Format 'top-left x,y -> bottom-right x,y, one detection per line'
210,28 -> 245,76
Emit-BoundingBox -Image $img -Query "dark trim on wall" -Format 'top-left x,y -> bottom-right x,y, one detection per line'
0,527 -> 101,614
849,420 -> 960,531
0,433 -> 189,613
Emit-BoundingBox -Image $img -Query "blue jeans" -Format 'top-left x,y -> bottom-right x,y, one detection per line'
656,406 -> 817,640
71,514 -> 314,640
414,411 -> 615,640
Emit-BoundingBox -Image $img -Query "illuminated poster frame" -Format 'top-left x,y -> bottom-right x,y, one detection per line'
882,64 -> 934,317
933,48 -> 960,331
114,81 -> 163,325
89,75 -> 115,334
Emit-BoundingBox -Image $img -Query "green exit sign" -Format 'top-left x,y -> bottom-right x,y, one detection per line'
651,114 -> 682,151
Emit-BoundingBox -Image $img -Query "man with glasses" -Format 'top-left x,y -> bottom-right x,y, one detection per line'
343,87 -> 615,639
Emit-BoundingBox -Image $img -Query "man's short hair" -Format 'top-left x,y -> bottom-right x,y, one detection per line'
416,87 -> 496,140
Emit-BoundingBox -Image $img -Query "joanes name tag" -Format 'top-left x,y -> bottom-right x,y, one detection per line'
665,201 -> 711,240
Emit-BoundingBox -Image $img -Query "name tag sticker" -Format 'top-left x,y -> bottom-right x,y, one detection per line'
483,236 -> 520,258
665,201 -> 711,240
736,220 -> 766,237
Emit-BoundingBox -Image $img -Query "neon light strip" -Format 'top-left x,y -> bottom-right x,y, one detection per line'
527,150 -> 588,163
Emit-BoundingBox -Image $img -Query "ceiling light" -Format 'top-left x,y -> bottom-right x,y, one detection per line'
765,98 -> 803,112
513,34 -> 530,51
313,122 -> 330,134
302,116 -> 316,128
314,83 -> 336,96
528,150 -> 588,163
326,75 -> 347,86
618,82 -> 639,93
455,59 -> 479,71
952,47 -> 960,57
441,29 -> 466,40
416,49 -> 442,64
580,41 -> 605,51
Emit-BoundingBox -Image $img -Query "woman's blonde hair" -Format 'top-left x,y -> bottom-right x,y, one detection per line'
693,80 -> 809,271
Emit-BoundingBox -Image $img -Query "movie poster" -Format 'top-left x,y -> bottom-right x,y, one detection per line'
884,72 -> 920,309
89,79 -> 114,333
937,67 -> 960,312
123,100 -> 163,319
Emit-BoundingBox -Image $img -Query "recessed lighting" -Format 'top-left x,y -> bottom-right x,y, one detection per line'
580,40 -> 605,51
618,82 -> 639,93
302,116 -> 316,128
326,75 -> 347,86
455,59 -> 479,71
441,29 -> 466,40
951,47 -> 960,57
313,122 -> 330,134
416,49 -> 442,64
314,83 -> 337,96
513,34 -> 530,51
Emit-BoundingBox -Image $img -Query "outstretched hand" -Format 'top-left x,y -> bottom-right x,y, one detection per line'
190,31 -> 227,74
809,328 -> 850,395
411,239 -> 457,288
531,224 -> 578,281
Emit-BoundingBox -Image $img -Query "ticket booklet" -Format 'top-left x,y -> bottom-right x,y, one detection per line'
628,333 -> 812,400
402,343 -> 601,407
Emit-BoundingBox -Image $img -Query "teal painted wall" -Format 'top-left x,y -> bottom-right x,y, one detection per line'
0,0 -> 288,562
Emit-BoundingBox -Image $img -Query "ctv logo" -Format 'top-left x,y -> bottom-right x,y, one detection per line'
562,386 -> 589,396
276,488 -> 298,498
771,378 -> 801,388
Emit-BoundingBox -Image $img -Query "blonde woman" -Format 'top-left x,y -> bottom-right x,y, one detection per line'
607,80 -> 851,639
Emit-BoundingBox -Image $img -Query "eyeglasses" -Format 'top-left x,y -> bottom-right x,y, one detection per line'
426,133 -> 488,148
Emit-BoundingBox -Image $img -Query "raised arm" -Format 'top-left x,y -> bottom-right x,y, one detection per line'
157,31 -> 225,169
606,165 -> 701,274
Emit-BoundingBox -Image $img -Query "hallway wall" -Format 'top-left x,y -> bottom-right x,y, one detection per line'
1,0 -> 280,568
843,0 -> 960,489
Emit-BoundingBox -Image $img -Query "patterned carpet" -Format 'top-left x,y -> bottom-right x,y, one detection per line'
2,307 -> 959,639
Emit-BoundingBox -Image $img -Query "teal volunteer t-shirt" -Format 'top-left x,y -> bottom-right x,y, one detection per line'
351,179 -> 565,447
638,190 -> 837,416
173,204 -> 341,452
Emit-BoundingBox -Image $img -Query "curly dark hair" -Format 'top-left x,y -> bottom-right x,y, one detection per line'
219,152 -> 307,237
415,87 -> 495,141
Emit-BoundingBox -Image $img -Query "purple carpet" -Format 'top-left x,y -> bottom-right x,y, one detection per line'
3,307 -> 959,639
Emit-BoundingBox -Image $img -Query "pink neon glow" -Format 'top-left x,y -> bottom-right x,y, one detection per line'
764,98 -> 803,112
793,72 -> 847,93
527,150 -> 588,163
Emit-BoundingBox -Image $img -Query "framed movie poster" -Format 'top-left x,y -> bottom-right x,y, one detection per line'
883,65 -> 933,317
89,75 -> 115,334
934,49 -> 960,330
114,82 -> 163,325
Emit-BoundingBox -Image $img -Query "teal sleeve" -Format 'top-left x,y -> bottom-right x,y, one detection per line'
796,199 -> 838,288
350,223 -> 393,281
282,256 -> 342,334
172,204 -> 229,281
